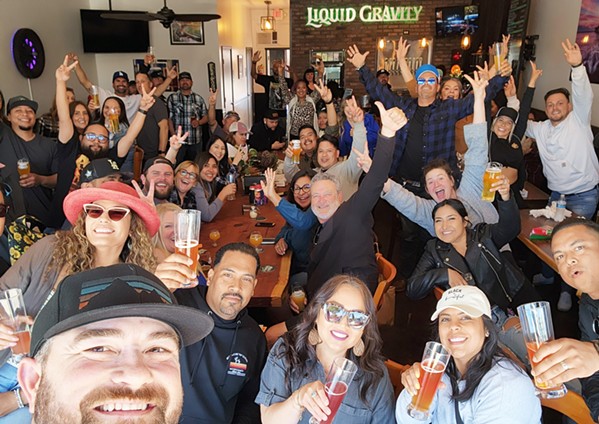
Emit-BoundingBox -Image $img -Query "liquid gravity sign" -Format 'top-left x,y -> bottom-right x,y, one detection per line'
306,5 -> 423,28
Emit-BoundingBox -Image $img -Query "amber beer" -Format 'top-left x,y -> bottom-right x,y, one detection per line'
481,162 -> 502,202
291,140 -> 301,164
174,210 -> 202,274
12,331 -> 31,356
175,239 -> 200,272
290,287 -> 306,312
407,341 -> 450,420
17,158 -> 30,176
108,107 -> 119,133
90,85 -> 100,107
1,289 -> 31,355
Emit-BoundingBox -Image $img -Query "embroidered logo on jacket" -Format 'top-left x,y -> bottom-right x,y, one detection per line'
226,353 -> 249,377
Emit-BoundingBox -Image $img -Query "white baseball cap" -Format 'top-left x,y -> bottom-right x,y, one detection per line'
430,285 -> 492,321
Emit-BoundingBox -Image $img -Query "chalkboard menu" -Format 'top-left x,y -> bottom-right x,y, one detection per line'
506,0 -> 531,83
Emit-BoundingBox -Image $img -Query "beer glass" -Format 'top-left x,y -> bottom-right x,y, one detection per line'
108,107 -> 120,133
0,289 -> 31,355
226,173 -> 236,201
493,42 -> 502,72
290,286 -> 306,312
174,210 -> 201,274
90,85 -> 100,107
309,358 -> 358,424
291,139 -> 301,164
517,301 -> 568,399
481,162 -> 502,202
249,231 -> 263,254
209,229 -> 221,247
17,158 -> 30,176
407,341 -> 451,420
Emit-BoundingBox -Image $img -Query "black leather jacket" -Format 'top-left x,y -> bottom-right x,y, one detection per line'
579,294 -> 599,421
408,197 -> 533,311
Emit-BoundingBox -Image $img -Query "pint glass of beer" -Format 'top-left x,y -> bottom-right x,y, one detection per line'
291,140 -> 301,164
517,301 -> 567,399
108,107 -> 120,133
0,289 -> 31,355
174,210 -> 202,275
407,341 -> 451,420
493,42 -> 502,72
90,85 -> 100,107
17,158 -> 30,176
481,162 -> 502,202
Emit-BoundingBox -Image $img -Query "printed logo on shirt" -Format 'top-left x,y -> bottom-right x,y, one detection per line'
226,352 -> 249,377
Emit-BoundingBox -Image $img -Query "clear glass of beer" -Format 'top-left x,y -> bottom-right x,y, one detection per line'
108,107 -> 120,134
291,140 -> 301,164
308,358 -> 358,424
481,162 -> 503,202
0,289 -> 31,355
90,85 -> 100,108
517,301 -> 568,399
174,210 -> 202,275
407,341 -> 451,420
17,158 -> 30,176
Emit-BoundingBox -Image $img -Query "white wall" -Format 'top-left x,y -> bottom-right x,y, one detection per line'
525,0 -> 599,126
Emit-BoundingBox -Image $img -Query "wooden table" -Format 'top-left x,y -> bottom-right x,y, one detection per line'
517,209 -> 557,272
199,192 -> 291,308
522,181 -> 549,209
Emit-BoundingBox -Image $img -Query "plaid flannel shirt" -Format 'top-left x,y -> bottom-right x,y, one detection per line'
358,66 -> 507,177
167,91 -> 208,145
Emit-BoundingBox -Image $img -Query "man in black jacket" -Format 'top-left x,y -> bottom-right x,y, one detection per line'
175,243 -> 267,423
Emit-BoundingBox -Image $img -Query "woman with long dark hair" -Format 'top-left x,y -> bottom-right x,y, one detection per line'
191,152 -> 236,222
257,275 -> 395,423
396,285 -> 540,423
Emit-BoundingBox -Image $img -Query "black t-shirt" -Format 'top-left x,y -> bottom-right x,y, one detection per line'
48,132 -> 124,229
397,105 -> 429,181
137,97 -> 168,159
256,74 -> 294,117
248,122 -> 285,151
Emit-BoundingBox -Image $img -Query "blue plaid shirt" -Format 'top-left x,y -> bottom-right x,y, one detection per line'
359,66 -> 507,177
167,91 -> 208,145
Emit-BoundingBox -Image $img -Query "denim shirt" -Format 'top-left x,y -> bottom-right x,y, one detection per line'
256,339 -> 395,423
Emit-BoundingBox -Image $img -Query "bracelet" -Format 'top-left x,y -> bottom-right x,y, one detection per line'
572,62 -> 584,68
13,389 -> 24,409
325,99 -> 334,105
138,109 -> 148,115
158,150 -> 166,154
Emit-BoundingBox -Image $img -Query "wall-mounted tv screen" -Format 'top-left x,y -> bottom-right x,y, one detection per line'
435,5 -> 479,37
80,9 -> 150,53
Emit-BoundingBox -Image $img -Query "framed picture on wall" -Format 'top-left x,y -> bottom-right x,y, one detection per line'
133,59 -> 181,91
170,21 -> 204,45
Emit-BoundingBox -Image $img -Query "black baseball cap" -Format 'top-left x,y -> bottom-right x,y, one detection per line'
376,69 -> 390,77
264,109 -> 279,120
496,106 -> 519,123
179,71 -> 192,80
7,96 -> 38,113
143,156 -> 175,174
112,71 -> 129,82
79,159 -> 122,185
30,264 -> 214,356
149,70 -> 165,80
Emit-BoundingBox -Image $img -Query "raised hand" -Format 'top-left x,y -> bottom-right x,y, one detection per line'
56,54 -> 77,82
252,51 -> 262,64
347,44 -> 370,69
561,39 -> 583,67
208,89 -> 217,106
491,173 -> 511,201
294,381 -> 330,422
463,71 -> 488,99
500,34 -> 511,59
395,37 -> 411,61
131,179 -> 156,210
139,85 -> 157,111
169,126 -> 189,151
353,145 -> 372,173
503,75 -> 516,98
528,61 -> 543,87
375,101 -> 408,138
67,52 -> 79,64
476,61 -> 494,81
260,167 -> 278,202
313,80 -> 332,103
166,65 -> 178,80
345,96 -> 364,124
155,253 -> 197,291
499,59 -> 512,77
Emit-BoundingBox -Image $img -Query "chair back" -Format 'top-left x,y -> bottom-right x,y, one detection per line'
133,145 -> 145,182
373,253 -> 397,310
541,390 -> 594,423
385,359 -> 410,398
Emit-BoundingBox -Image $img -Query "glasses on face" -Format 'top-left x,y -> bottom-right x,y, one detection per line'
293,184 -> 311,194
0,204 -> 8,218
179,169 -> 198,180
417,78 -> 437,86
322,302 -> 370,330
83,203 -> 131,222
84,133 -> 109,144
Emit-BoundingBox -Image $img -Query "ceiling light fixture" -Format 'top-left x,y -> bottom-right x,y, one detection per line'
260,1 -> 275,32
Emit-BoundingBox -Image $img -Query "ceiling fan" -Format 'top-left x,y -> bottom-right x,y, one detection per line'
101,0 -> 221,29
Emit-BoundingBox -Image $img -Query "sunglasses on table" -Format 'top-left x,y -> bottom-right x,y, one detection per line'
179,170 -> 198,180
83,204 -> 131,222
417,78 -> 438,86
322,302 -> 370,330
84,133 -> 109,144
0,204 -> 8,218
293,184 -> 311,194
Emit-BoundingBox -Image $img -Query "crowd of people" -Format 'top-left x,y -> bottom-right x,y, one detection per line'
0,35 -> 597,423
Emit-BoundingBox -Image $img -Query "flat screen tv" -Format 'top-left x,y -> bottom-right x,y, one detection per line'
435,5 -> 479,37
80,9 -> 150,53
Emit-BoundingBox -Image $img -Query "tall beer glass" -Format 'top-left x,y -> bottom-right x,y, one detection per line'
309,357 -> 358,424
175,210 -> 201,274
481,162 -> 502,202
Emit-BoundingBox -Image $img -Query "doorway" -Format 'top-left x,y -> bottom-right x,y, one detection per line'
221,46 -> 234,113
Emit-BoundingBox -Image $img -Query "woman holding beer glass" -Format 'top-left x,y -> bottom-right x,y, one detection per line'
256,275 -> 395,423
396,285 -> 540,423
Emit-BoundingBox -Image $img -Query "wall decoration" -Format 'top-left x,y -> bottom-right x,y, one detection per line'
133,59 -> 181,92
576,0 -> 599,83
170,21 -> 205,45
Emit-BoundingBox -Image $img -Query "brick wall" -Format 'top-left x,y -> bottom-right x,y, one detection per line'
290,0 -> 473,96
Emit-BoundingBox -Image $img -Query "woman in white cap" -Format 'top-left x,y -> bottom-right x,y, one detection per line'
396,285 -> 541,423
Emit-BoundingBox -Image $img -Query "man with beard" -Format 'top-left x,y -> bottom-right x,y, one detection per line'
248,109 -> 285,152
160,243 -> 267,423
167,71 -> 208,162
48,57 -> 156,229
141,157 -> 175,204
282,125 -> 319,181
0,96 -> 58,226
17,263 -> 213,424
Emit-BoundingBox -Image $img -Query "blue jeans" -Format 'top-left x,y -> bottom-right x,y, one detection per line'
549,185 -> 599,219
0,363 -> 31,423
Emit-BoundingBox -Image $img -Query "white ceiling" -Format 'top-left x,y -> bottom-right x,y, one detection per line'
244,0 -> 288,8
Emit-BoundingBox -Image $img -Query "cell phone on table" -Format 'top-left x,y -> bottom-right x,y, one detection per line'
255,222 -> 275,227
262,238 -> 276,245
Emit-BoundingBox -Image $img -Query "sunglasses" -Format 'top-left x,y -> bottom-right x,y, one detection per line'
84,133 -> 109,144
0,204 -> 8,218
179,169 -> 198,180
322,302 -> 370,330
83,204 -> 131,222
293,184 -> 311,194
417,77 -> 438,85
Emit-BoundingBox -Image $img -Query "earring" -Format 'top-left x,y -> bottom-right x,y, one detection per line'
485,331 -> 490,338
308,327 -> 321,346
353,338 -> 365,356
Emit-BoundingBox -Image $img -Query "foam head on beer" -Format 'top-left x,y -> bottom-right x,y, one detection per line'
430,286 -> 491,321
